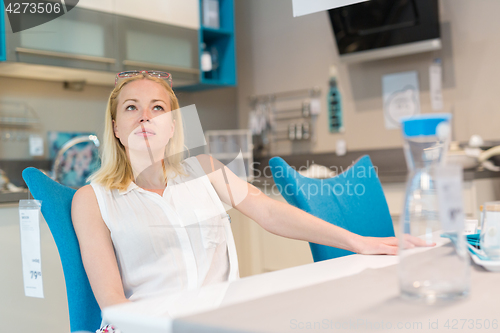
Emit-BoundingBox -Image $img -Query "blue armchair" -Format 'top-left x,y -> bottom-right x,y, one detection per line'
22,167 -> 101,333
269,155 -> 395,262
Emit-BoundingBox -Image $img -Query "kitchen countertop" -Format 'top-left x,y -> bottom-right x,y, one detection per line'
253,147 -> 500,185
0,159 -> 51,203
0,190 -> 30,204
2,149 -> 498,203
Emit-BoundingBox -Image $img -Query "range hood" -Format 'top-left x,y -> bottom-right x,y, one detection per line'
329,0 -> 441,63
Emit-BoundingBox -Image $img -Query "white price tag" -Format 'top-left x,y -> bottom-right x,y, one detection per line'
29,134 -> 44,156
19,200 -> 44,298
435,165 -> 465,233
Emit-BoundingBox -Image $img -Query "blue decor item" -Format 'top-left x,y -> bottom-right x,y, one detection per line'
22,167 -> 101,333
1,0 -> 6,61
269,155 -> 395,262
328,68 -> 343,133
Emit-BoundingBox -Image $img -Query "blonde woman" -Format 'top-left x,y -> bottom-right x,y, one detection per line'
72,71 -> 429,332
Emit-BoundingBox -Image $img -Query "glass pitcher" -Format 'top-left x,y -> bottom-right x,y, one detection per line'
399,114 -> 470,302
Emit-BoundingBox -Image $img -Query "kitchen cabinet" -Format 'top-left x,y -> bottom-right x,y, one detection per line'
73,0 -> 114,14
117,15 -> 200,87
1,1 -> 235,90
229,186 -> 313,277
0,4 -> 200,86
114,0 -> 199,30
4,7 -> 119,73
77,0 -> 200,30
0,204 -> 68,333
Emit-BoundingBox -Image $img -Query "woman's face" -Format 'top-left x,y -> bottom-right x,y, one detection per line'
113,79 -> 175,155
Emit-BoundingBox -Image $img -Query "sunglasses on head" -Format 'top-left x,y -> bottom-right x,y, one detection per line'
115,70 -> 172,87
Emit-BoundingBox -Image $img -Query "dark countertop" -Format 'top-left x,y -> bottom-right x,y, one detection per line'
0,190 -> 30,204
252,147 -> 500,185
0,159 -> 51,204
2,148 -> 499,204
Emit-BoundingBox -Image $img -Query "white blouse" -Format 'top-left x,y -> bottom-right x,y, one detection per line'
90,156 -> 239,302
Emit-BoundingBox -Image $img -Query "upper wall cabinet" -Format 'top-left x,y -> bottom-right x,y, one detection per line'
4,7 -> 120,73
117,16 -> 200,87
1,4 -> 199,86
0,0 -> 236,90
77,0 -> 200,30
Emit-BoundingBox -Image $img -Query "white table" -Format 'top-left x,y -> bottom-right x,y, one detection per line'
103,234 -> 499,333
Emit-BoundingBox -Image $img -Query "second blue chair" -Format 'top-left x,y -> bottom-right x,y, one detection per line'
269,155 -> 395,262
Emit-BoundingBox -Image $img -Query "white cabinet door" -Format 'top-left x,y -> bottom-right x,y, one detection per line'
381,182 -> 406,217
115,0 -> 200,29
75,0 -> 114,13
230,190 -> 313,277
77,0 -> 200,29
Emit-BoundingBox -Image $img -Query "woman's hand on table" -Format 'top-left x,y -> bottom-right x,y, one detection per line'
199,155 -> 437,257
356,234 -> 436,255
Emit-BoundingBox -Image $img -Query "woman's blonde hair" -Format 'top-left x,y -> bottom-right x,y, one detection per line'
88,73 -> 185,191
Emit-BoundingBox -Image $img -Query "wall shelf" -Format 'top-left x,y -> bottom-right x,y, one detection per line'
176,0 -> 236,91
202,27 -> 232,37
0,102 -> 40,128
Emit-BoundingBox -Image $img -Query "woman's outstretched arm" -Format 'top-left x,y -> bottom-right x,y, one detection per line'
72,185 -> 130,308
197,155 -> 430,255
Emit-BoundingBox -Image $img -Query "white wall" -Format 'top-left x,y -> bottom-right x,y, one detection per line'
178,87 -> 239,132
235,0 -> 500,155
0,77 -> 108,160
0,78 -> 238,160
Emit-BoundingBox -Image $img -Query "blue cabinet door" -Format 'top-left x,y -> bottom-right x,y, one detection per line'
1,0 -> 6,61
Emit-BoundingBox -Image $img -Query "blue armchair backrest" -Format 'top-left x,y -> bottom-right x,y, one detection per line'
22,167 -> 101,333
269,155 -> 395,261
